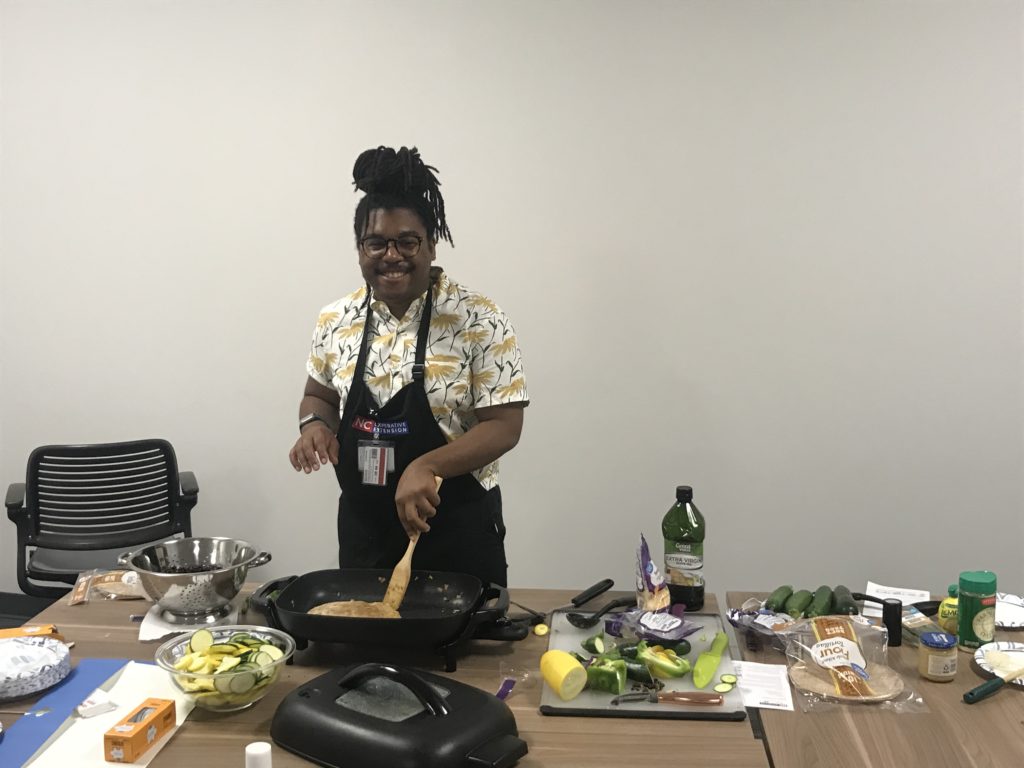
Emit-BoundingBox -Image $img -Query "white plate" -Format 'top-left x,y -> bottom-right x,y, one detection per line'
974,641 -> 1024,687
0,636 -> 71,702
996,593 -> 1024,629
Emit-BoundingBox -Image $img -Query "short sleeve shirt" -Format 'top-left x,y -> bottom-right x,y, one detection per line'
307,268 -> 528,489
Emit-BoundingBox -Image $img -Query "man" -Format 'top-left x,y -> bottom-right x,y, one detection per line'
289,146 -> 528,586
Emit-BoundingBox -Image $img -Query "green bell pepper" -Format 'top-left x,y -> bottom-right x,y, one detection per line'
586,659 -> 627,694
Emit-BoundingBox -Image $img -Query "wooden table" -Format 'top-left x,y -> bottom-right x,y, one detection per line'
728,591 -> 1024,768
7,591 -> 770,768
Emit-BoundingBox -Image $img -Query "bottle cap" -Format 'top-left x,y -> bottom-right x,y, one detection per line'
947,584 -> 958,598
959,570 -> 997,594
920,632 -> 957,649
675,486 -> 693,502
245,742 -> 273,768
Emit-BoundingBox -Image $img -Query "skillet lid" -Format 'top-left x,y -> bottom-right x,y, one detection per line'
271,663 -> 528,768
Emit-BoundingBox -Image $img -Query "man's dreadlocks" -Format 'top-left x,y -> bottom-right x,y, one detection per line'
352,146 -> 453,246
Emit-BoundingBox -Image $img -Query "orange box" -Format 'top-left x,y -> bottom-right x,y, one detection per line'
104,698 -> 176,763
0,623 -> 65,642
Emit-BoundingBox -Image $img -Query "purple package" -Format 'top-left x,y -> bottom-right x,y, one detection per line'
605,608 -> 701,642
636,533 -> 669,611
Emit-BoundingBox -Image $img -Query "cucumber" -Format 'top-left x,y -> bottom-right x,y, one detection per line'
764,585 -> 794,612
806,586 -> 834,618
783,589 -> 813,618
672,640 -> 691,656
713,682 -> 734,694
833,585 -> 859,615
720,673 -> 738,685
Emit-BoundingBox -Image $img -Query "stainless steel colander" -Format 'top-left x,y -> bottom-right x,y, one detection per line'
118,536 -> 271,623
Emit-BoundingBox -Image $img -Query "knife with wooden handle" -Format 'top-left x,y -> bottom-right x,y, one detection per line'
611,690 -> 724,706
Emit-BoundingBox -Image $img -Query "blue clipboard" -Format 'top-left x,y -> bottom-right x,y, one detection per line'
0,658 -> 132,768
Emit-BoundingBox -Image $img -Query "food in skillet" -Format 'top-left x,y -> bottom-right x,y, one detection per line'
308,600 -> 400,618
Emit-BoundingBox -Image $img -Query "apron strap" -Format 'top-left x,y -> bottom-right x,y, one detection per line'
412,278 -> 435,382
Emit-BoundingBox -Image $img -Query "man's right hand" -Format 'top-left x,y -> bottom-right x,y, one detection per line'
289,424 -> 340,473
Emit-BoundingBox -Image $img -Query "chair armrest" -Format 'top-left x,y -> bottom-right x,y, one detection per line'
6,482 -> 26,521
179,471 -> 198,497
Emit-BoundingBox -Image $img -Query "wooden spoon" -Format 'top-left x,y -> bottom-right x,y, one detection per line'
383,476 -> 442,611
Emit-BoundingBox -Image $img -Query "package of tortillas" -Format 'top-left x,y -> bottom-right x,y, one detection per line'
785,615 -> 926,714
0,635 -> 71,702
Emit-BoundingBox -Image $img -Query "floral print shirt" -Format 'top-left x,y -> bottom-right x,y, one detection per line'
307,268 -> 528,489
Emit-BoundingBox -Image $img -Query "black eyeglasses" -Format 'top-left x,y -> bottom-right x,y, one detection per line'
359,235 -> 423,259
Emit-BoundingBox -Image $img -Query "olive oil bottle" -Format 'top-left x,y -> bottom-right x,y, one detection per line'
662,485 -> 705,611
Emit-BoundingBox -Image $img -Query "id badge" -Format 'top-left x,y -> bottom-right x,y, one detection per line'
357,439 -> 395,486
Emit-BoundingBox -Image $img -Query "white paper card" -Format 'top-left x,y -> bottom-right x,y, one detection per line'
138,603 -> 240,642
25,661 -> 195,767
862,581 -> 930,618
733,661 -> 794,711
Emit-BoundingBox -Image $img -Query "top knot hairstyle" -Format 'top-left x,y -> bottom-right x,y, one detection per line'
352,146 -> 453,246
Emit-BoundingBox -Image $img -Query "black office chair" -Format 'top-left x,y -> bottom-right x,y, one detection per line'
6,439 -> 198,598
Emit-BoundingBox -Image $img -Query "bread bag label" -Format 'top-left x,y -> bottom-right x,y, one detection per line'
809,617 -> 875,698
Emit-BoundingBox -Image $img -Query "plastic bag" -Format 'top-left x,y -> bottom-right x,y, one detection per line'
604,607 -> 701,643
726,598 -> 797,652
635,533 -> 670,611
68,569 -> 147,604
784,615 -> 927,713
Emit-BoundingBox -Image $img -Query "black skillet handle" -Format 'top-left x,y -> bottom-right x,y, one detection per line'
250,575 -> 297,614
570,579 -> 614,607
466,585 -> 530,641
338,663 -> 449,716
465,733 -> 529,768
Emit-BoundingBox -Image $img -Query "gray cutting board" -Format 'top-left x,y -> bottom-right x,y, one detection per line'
539,611 -> 747,721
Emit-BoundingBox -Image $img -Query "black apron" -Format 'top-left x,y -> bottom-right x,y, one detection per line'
334,279 -> 508,587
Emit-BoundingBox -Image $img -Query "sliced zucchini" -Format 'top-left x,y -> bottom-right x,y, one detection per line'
207,643 -> 240,654
249,651 -> 274,668
215,656 -> 242,674
188,628 -> 215,654
720,673 -> 738,685
229,671 -> 258,694
581,632 -> 605,654
713,682 -> 734,694
259,644 -> 284,661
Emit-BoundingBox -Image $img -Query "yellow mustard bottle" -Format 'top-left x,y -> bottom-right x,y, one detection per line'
938,585 -> 959,635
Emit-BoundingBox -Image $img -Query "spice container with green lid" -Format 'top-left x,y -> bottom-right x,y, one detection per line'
957,570 -> 996,651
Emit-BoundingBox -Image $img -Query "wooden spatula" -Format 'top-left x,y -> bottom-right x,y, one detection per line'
383,476 -> 442,611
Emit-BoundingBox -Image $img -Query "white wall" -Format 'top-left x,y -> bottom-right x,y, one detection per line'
2,1 -> 1021,602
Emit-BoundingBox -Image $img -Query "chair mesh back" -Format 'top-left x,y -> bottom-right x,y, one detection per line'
28,442 -> 179,549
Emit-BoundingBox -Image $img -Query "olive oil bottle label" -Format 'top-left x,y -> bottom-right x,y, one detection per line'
664,541 -> 704,586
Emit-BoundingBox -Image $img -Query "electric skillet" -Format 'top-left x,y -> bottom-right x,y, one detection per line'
271,662 -> 528,768
254,568 -> 529,671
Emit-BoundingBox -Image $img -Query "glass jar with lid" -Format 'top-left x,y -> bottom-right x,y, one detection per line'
918,632 -> 958,682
